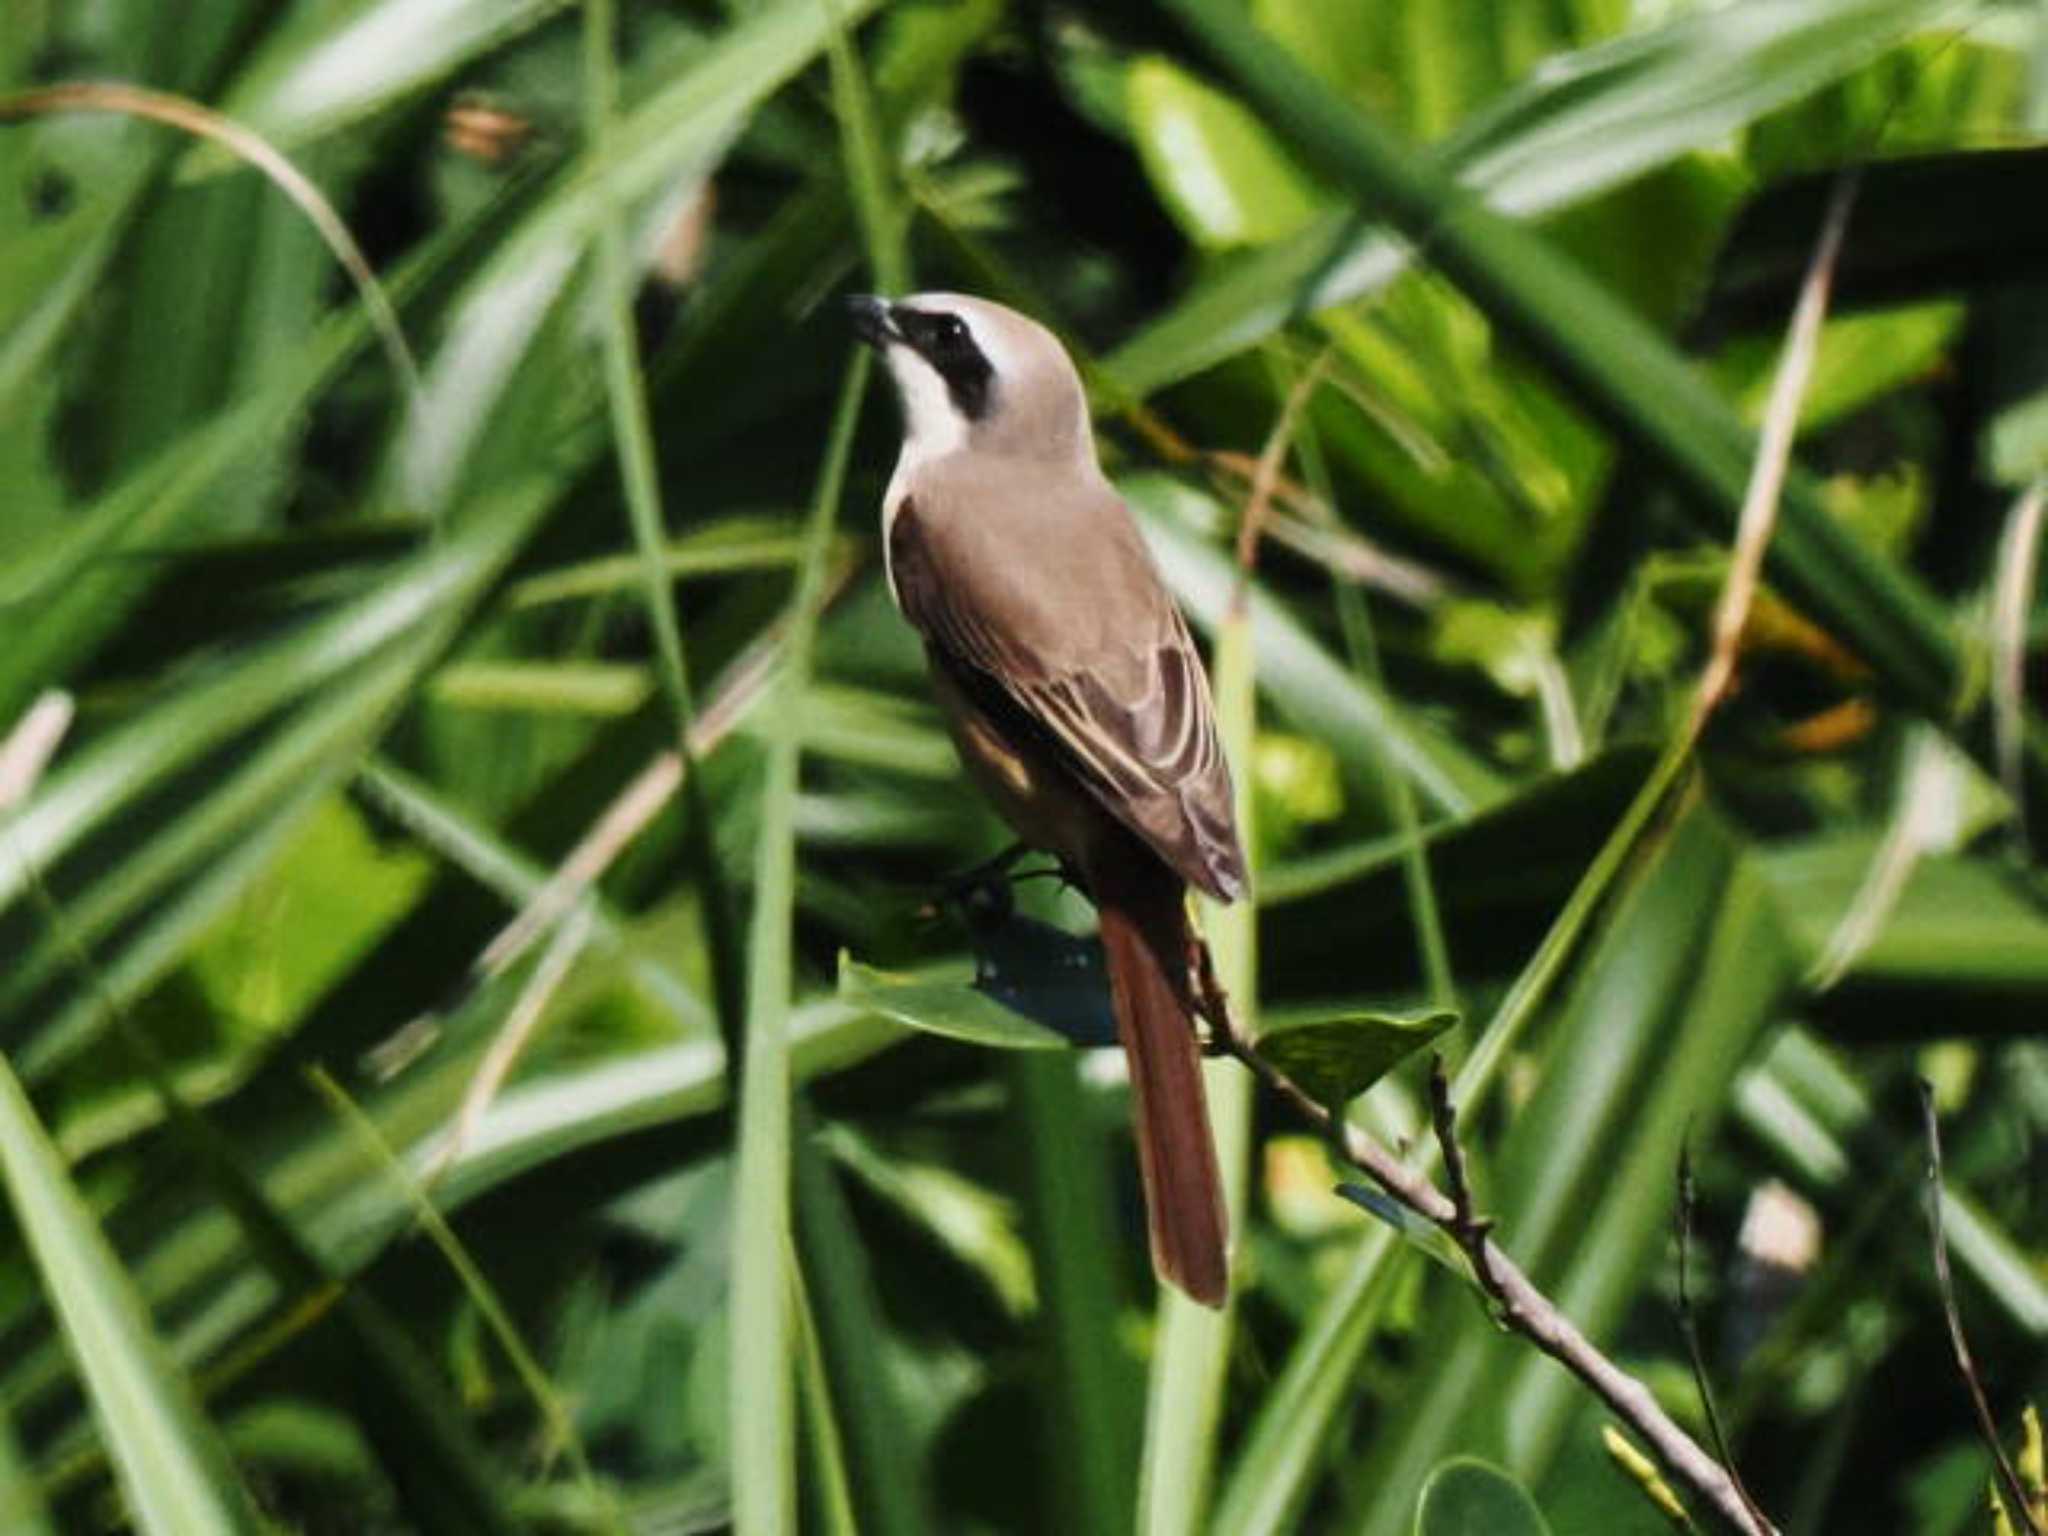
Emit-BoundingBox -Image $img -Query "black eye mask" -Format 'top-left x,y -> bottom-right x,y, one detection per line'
893,306 -> 995,422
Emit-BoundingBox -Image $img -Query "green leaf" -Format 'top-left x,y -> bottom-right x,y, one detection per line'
837,955 -> 1071,1051
1414,1459 -> 1554,1536
388,0 -> 881,508
1117,0 -> 1958,396
1989,390 -> 2048,487
793,1126 -> 935,1536
1125,56 -> 1328,247
0,1055 -> 262,1534
1332,1184 -> 1475,1282
1256,1008 -> 1458,1106
1156,0 -> 1987,771
1709,301 -> 1964,435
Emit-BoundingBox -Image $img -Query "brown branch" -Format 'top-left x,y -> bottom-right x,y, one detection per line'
1197,968 -> 1778,1536
1424,1053 -> 1494,1266
1203,448 -> 1450,611
1919,1082 -> 2043,1536
1234,348 -> 1337,594
1689,171 -> 1858,737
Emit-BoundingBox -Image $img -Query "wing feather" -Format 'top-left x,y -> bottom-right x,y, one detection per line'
889,483 -> 1245,900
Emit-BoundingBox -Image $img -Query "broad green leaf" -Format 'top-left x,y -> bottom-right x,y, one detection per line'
188,795 -> 435,1039
1249,0 -> 1390,101
837,956 -> 1070,1051
1008,1050 -> 1140,1535
1125,56 -> 1328,247
793,1127 -> 934,1536
0,1055 -> 262,1534
1414,1458 -> 1553,1536
1760,840 -> 2048,996
1256,1007 -> 1458,1107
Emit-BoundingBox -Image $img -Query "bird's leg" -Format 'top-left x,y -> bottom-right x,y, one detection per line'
936,841 -> 1049,930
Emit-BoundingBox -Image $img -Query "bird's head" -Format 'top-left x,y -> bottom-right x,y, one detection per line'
848,292 -> 1093,468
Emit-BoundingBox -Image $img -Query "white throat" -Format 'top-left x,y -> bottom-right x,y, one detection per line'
880,348 -> 968,606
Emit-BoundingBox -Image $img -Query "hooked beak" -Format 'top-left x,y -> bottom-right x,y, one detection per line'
845,293 -> 898,349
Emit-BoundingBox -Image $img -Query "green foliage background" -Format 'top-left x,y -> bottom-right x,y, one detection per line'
2,0 -> 2047,1531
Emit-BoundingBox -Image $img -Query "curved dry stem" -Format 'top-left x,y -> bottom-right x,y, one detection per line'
1690,171 -> 1859,738
0,81 -> 423,409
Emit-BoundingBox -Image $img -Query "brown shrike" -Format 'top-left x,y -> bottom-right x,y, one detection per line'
850,292 -> 1245,1307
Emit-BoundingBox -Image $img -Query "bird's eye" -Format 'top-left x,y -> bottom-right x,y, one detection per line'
934,315 -> 967,346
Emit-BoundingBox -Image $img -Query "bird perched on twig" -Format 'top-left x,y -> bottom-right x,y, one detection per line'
849,292 -> 1246,1307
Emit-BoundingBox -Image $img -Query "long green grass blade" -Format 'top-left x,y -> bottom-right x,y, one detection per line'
0,1053 -> 261,1534
730,356 -> 870,1536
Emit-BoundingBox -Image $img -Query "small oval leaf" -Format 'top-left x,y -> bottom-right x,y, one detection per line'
1256,1007 -> 1458,1105
1414,1458 -> 1553,1536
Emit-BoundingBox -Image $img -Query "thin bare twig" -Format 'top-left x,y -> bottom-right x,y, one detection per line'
1234,348 -> 1338,594
470,557 -> 855,989
427,903 -> 595,1183
1673,1141 -> 1772,1536
1919,1082 -> 2043,1536
1204,449 -> 1450,610
1690,172 -> 1860,738
1195,965 -> 1777,1536
359,555 -> 859,1083
1424,1054 -> 1493,1263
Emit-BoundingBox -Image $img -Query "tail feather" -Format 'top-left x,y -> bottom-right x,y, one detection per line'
1092,857 -> 1229,1308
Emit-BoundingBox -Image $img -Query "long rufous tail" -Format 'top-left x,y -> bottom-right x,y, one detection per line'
1091,853 -> 1229,1308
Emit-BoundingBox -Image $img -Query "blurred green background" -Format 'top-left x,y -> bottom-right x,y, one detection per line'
3,0 -> 2047,1531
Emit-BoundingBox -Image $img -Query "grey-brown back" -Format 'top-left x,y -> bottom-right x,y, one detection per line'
889,454 -> 1246,901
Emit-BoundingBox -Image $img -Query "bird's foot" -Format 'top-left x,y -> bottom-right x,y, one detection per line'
933,843 -> 1045,930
